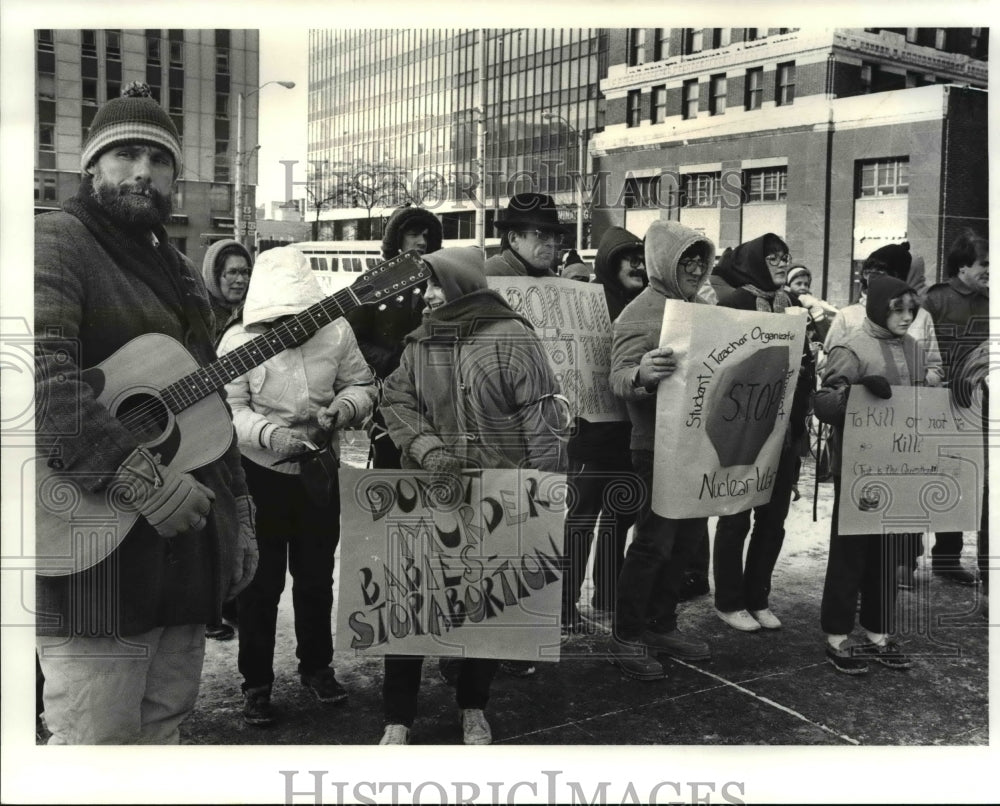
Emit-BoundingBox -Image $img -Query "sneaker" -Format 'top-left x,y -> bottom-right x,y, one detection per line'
857,640 -> 913,670
897,566 -> 916,591
716,608 -> 762,632
824,643 -> 869,676
640,628 -> 711,661
678,574 -> 710,602
933,567 -> 979,586
243,685 -> 274,726
461,708 -> 492,745
749,608 -> 782,630
607,638 -> 667,681
500,660 -> 536,678
439,657 -> 460,687
205,622 -> 235,641
379,723 -> 411,745
301,668 -> 348,704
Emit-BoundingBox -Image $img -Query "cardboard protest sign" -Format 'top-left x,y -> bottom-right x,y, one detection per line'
838,385 -> 984,535
488,276 -> 626,422
652,301 -> 807,518
335,467 -> 566,661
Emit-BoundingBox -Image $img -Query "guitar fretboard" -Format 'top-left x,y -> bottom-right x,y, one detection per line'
161,287 -> 359,411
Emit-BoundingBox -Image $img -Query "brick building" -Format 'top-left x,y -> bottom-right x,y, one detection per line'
592,28 -> 988,305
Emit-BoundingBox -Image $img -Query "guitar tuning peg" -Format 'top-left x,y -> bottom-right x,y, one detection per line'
378,303 -> 387,311
395,295 -> 404,304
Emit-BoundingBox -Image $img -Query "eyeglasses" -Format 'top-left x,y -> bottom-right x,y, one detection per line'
766,253 -> 790,268
624,254 -> 646,269
519,229 -> 565,246
222,268 -> 251,279
678,256 -> 707,277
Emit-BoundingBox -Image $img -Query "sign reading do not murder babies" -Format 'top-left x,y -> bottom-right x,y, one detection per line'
335,468 -> 566,661
652,301 -> 807,518
488,277 -> 627,422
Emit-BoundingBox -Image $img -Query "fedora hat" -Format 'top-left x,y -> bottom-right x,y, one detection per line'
494,192 -> 571,234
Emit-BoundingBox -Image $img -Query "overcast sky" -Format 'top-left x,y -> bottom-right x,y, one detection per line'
257,28 -> 309,208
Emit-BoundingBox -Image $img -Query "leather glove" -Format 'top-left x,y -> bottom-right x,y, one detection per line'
227,495 -> 258,600
269,426 -> 310,456
116,447 -> 215,538
421,447 -> 464,474
859,375 -> 892,400
317,398 -> 358,432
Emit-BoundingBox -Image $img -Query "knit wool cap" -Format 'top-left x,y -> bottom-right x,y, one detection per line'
866,274 -> 917,329
786,265 -> 811,285
866,242 -> 912,280
81,81 -> 183,177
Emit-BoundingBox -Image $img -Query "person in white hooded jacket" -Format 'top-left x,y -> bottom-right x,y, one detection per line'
219,246 -> 377,727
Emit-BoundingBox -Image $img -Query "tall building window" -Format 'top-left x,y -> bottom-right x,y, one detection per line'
745,67 -> 763,110
215,140 -> 230,182
105,29 -> 121,60
651,85 -> 667,124
684,28 -> 703,54
627,29 -> 646,66
860,62 -> 874,93
857,157 -> 909,197
744,167 -> 788,202
624,175 -> 660,209
37,29 -> 55,74
776,61 -> 795,105
682,79 -> 699,120
169,30 -> 184,67
710,28 -> 725,49
37,30 -> 56,169
934,28 -> 949,50
626,89 -> 642,127
744,28 -> 759,42
216,50 -> 230,74
653,28 -> 669,60
35,175 -> 58,203
146,32 -> 161,64
80,29 -> 97,58
216,92 -> 229,118
682,172 -> 720,207
709,74 -> 727,115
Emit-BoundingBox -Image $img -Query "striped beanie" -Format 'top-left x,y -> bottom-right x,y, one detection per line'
80,81 -> 183,177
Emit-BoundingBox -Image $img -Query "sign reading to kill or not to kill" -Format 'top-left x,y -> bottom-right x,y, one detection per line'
335,468 -> 566,661
488,277 -> 626,422
839,385 -> 984,535
652,301 -> 807,518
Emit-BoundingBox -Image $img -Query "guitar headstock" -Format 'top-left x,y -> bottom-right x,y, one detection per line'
349,250 -> 431,305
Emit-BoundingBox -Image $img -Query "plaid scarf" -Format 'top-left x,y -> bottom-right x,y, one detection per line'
741,283 -> 794,313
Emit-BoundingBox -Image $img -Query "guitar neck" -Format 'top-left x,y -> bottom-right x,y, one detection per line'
161,287 -> 359,412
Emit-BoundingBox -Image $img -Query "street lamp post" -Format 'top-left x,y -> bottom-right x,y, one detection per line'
234,80 -> 295,248
543,112 -> 586,250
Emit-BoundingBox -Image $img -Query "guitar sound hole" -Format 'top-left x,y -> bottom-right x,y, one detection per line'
115,393 -> 170,444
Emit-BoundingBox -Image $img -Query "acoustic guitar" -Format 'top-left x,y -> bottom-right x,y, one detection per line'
35,250 -> 429,576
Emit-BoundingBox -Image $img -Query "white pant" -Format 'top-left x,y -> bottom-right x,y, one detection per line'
36,624 -> 206,745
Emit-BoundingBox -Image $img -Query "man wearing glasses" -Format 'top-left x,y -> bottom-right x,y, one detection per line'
486,192 -> 570,277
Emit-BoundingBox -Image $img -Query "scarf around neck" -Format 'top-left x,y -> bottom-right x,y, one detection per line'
742,283 -> 794,313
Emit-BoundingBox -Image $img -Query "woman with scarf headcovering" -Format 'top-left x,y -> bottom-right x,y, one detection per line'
709,233 -> 815,632
379,247 -> 567,744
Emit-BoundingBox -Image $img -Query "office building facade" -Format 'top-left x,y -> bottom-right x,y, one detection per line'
593,27 -> 988,304
33,28 -> 259,268
307,29 -> 608,243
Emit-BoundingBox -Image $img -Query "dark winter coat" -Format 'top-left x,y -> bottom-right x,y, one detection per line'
570,226 -> 645,463
34,188 -> 247,637
922,277 -> 989,382
484,247 -> 558,278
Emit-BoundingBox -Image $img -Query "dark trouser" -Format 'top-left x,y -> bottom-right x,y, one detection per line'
686,523 -> 711,580
238,459 -> 340,690
383,655 -> 498,727
371,409 -> 404,470
820,478 -> 908,636
562,455 -> 641,617
613,450 -> 705,640
713,440 -> 796,613
931,531 -> 964,569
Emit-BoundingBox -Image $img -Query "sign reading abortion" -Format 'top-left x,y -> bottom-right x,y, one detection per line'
335,468 -> 566,661
488,277 -> 626,422
839,385 -> 984,535
652,302 -> 807,518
